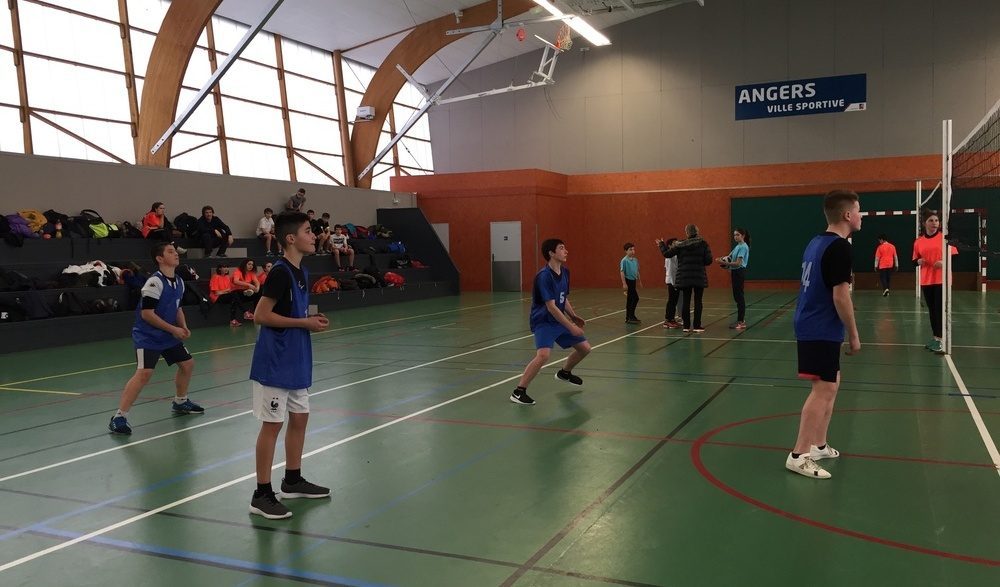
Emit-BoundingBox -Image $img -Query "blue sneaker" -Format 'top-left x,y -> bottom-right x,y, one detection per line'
172,399 -> 205,414
108,415 -> 132,435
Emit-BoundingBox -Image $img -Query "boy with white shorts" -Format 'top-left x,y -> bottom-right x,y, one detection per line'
249,211 -> 331,519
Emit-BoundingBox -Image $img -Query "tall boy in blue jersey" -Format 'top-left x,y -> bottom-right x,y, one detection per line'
249,212 -> 331,519
511,239 -> 592,405
787,190 -> 862,479
109,243 -> 202,435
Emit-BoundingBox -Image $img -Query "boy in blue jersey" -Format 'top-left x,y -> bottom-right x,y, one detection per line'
511,239 -> 592,405
786,190 -> 862,479
620,242 -> 641,324
108,243 -> 201,435
249,212 -> 331,519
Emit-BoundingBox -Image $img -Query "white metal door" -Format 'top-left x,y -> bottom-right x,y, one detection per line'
490,221 -> 521,292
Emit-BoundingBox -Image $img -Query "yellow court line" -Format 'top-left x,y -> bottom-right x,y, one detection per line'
0,386 -> 80,396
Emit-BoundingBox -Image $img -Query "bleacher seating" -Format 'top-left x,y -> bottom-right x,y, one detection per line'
0,214 -> 459,353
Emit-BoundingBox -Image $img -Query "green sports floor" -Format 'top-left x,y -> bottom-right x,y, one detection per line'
0,289 -> 997,586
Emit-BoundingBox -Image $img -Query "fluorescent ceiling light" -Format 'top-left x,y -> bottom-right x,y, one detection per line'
532,0 -> 612,46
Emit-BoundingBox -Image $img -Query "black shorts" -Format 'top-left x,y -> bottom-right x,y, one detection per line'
796,340 -> 841,383
135,344 -> 191,370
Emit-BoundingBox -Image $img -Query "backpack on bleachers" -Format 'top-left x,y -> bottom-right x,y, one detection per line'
343,223 -> 358,238
361,264 -> 385,287
17,209 -> 47,233
383,272 -> 405,287
17,291 -> 54,319
392,254 -> 412,269
387,241 -> 406,254
80,209 -> 120,239
373,224 -> 393,239
354,273 -> 377,289
120,221 -> 143,238
354,225 -> 370,239
43,209 -> 70,226
5,214 -> 36,239
54,291 -> 90,316
173,213 -> 199,238
338,277 -> 359,290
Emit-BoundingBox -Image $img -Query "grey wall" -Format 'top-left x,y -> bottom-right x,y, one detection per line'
430,0 -> 1000,174
0,152 -> 415,237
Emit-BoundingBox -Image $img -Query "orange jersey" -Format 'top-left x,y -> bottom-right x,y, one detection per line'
912,232 -> 957,286
875,242 -> 897,269
208,274 -> 232,303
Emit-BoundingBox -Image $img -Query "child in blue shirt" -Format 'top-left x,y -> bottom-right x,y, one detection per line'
717,227 -> 751,329
511,239 -> 592,405
620,242 -> 641,324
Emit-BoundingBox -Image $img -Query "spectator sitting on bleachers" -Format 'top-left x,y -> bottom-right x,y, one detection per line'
257,208 -> 279,256
141,202 -> 186,253
233,258 -> 261,309
258,261 -> 272,286
208,265 -> 250,327
197,205 -> 234,258
330,224 -> 356,271
286,188 -> 306,212
307,210 -> 330,254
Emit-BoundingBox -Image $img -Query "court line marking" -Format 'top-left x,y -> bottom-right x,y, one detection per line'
0,387 -> 80,396
632,335 -> 1000,350
0,309 -> 618,484
0,315 -> 657,573
0,298 -> 527,388
945,355 -> 1000,480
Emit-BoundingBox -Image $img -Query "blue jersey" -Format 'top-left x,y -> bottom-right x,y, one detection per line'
620,256 -> 639,279
530,265 -> 570,330
794,234 -> 846,342
132,272 -> 184,350
250,260 -> 313,389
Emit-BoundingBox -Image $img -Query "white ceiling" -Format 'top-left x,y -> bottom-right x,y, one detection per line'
213,0 -> 689,85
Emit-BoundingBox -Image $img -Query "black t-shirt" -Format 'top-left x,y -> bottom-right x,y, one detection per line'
311,218 -> 329,234
820,233 -> 853,288
259,262 -> 306,331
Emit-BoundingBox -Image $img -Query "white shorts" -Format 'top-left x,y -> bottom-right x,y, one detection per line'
252,381 -> 310,422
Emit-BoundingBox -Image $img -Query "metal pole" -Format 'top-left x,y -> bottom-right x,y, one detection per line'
915,180 -> 921,300
150,0 -> 286,155
942,120 -> 953,355
358,29 -> 499,181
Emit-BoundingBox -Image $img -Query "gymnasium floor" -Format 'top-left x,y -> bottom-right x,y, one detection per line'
0,289 -> 997,586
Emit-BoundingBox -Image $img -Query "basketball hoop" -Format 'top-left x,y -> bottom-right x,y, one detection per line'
555,23 -> 572,51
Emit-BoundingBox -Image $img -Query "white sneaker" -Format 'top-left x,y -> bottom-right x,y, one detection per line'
785,453 -> 831,479
810,444 -> 840,461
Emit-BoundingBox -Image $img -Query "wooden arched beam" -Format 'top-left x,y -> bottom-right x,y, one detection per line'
350,0 -> 535,188
136,0 -> 222,167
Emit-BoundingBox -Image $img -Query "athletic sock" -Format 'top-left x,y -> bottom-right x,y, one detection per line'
173,396 -> 186,404
514,386 -> 526,393
115,409 -> 127,418
285,468 -> 302,484
254,482 -> 272,497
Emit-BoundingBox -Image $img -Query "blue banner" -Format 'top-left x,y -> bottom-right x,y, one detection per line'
735,74 -> 867,120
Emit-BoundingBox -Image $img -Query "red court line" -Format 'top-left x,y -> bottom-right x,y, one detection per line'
691,411 -> 1000,567
308,406 -> 998,470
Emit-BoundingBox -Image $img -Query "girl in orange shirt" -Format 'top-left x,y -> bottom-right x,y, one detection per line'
232,259 -> 260,321
874,234 -> 898,296
912,211 -> 957,353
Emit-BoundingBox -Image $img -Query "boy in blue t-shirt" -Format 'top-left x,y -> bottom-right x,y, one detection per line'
786,190 -> 862,480
511,239 -> 592,405
619,242 -> 641,324
249,212 -> 331,519
108,243 -> 202,436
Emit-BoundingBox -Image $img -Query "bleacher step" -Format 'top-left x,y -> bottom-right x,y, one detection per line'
183,247 -> 248,260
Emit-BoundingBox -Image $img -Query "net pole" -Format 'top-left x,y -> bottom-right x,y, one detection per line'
942,119 -> 953,355
915,180 -> 922,300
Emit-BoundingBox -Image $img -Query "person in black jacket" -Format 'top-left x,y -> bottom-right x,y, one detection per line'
197,205 -> 234,258
658,224 -> 712,332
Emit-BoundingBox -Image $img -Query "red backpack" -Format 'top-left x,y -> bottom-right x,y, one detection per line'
383,272 -> 405,287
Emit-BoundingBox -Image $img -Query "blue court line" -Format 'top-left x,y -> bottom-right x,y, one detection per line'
0,368 -> 506,547
25,525 -> 393,587
237,385 -> 585,587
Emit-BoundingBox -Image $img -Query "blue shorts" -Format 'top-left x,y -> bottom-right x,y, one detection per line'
532,322 -> 587,350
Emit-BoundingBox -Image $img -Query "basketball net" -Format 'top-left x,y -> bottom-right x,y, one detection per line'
555,23 -> 573,51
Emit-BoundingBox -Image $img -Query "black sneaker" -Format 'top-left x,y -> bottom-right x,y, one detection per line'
280,477 -> 330,499
510,388 -> 535,405
249,491 -> 292,519
108,415 -> 132,435
555,369 -> 583,386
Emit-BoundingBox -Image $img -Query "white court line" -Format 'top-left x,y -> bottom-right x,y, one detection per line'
632,335 -> 1000,350
0,298 -> 528,388
0,313 -> 653,573
463,368 -> 522,374
945,355 -> 1000,481
0,309 -> 621,484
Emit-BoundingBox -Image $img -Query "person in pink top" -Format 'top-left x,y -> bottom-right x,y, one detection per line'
874,234 -> 898,296
912,211 -> 957,354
